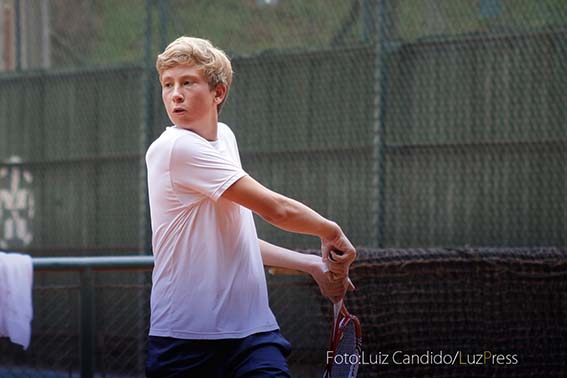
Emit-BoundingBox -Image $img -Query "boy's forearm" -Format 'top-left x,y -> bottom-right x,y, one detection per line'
222,176 -> 341,241
265,195 -> 340,241
259,239 -> 320,274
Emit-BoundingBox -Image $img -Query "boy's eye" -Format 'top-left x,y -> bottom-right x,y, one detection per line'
184,81 -> 192,86
164,82 -> 172,88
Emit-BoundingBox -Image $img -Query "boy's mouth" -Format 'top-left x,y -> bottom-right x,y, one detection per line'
173,107 -> 186,114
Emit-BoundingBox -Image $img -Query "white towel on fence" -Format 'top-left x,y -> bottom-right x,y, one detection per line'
0,252 -> 33,350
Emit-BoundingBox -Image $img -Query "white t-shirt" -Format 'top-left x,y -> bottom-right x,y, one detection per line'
145,123 -> 278,339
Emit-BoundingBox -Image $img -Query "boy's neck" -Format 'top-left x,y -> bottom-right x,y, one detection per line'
179,115 -> 219,141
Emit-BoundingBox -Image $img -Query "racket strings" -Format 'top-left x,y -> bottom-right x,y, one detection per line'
331,320 -> 359,378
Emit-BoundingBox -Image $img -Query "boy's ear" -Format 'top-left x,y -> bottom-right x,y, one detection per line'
214,83 -> 228,104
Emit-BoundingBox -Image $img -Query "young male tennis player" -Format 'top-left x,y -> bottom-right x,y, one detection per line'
145,36 -> 356,378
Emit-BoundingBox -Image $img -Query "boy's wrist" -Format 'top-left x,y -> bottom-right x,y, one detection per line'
321,220 -> 341,242
304,254 -> 323,276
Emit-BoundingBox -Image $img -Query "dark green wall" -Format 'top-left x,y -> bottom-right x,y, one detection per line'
1,32 -> 565,255
0,67 -> 144,254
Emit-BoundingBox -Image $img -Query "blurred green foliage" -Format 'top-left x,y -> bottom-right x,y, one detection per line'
50,0 -> 567,67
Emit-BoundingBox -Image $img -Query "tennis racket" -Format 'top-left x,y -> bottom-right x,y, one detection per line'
323,299 -> 362,378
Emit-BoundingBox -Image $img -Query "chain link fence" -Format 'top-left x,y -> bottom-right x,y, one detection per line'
0,0 -> 566,377
2,248 -> 566,377
0,266 -> 152,378
0,0 -> 564,254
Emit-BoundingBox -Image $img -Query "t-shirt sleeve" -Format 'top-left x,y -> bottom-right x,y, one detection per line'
170,135 -> 247,202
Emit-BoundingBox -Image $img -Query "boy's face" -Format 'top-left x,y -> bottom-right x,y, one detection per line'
160,64 -> 217,128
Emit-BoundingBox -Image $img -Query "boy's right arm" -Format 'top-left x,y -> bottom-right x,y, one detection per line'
222,175 -> 356,275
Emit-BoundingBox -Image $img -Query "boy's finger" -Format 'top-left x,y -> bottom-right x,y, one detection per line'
321,246 -> 331,262
326,262 -> 349,276
329,250 -> 355,264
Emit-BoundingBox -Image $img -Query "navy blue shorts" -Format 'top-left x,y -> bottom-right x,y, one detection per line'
146,330 -> 292,378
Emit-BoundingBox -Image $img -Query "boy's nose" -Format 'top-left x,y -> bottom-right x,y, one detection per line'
172,86 -> 184,102
173,93 -> 183,102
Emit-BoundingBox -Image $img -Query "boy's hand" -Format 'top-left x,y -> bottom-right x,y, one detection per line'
310,259 -> 352,303
321,225 -> 356,281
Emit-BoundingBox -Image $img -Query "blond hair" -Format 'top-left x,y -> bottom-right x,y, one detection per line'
156,36 -> 233,111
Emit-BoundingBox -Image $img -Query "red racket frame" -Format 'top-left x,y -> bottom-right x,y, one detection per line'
323,302 -> 362,378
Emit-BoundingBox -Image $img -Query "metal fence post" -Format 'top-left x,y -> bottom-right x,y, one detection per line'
370,0 -> 388,248
141,0 -> 154,254
14,0 -> 21,71
80,267 -> 96,378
